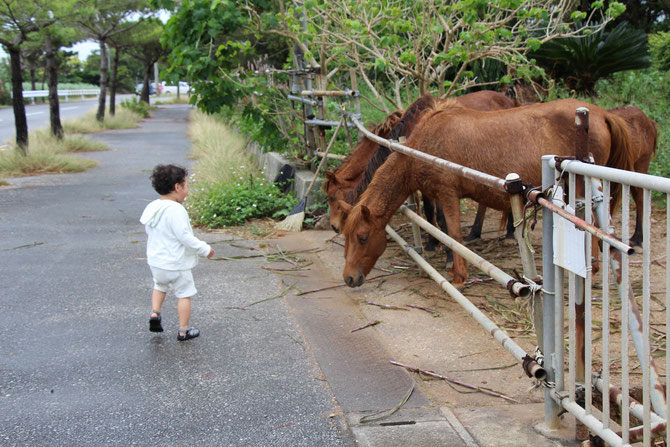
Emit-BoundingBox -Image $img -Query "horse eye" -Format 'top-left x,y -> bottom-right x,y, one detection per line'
359,235 -> 368,244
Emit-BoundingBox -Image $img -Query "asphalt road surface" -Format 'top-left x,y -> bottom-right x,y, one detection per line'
0,94 -> 134,146
0,105 -> 349,446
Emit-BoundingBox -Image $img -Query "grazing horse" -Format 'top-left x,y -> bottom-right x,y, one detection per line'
338,99 -> 634,288
325,90 -> 517,236
323,110 -> 403,232
467,105 -> 658,246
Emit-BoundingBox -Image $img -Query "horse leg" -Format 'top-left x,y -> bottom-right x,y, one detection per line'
467,204 -> 487,241
440,196 -> 466,288
435,204 -> 453,264
630,186 -> 644,247
423,198 -> 439,251
505,212 -> 515,239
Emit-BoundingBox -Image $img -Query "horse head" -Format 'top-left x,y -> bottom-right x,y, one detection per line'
324,170 -> 350,232
339,200 -> 388,287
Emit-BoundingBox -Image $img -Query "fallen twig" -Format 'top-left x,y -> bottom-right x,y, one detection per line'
390,361 -> 520,403
245,282 -> 296,307
5,242 -> 44,250
296,272 -> 400,296
365,301 -> 409,311
351,321 -> 381,333
359,382 -> 415,423
406,304 -> 441,317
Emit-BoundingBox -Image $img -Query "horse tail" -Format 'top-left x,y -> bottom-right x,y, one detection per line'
605,113 -> 635,212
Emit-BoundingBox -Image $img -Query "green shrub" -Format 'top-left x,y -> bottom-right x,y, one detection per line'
187,174 -> 297,228
121,97 -> 152,118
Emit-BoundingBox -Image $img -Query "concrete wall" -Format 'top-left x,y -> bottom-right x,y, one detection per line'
246,141 -> 322,206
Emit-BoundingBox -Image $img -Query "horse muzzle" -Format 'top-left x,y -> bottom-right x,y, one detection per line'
331,224 -> 340,233
344,272 -> 365,288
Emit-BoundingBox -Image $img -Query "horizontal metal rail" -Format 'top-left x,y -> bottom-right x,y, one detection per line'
19,89 -> 100,98
301,89 -> 359,97
287,94 -> 318,106
400,205 -> 531,298
552,390 -> 627,446
347,113 -> 507,192
305,119 -> 357,128
527,189 -> 634,255
385,224 -> 546,381
560,160 -> 670,194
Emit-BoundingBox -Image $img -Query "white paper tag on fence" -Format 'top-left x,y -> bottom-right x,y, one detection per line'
553,204 -> 586,278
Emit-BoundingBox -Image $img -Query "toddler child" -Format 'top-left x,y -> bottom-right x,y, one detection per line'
140,164 -> 214,341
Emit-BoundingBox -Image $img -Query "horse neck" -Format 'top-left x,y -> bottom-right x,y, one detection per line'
336,138 -> 378,180
360,155 -> 414,224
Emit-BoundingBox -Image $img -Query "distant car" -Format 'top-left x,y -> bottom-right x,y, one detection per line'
161,81 -> 190,95
135,82 -> 157,96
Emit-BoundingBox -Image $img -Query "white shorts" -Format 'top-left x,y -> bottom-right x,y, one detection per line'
150,267 -> 197,298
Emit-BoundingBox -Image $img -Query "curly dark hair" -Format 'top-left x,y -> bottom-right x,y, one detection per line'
150,164 -> 188,195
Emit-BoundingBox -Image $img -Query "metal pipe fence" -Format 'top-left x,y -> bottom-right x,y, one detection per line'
345,103 -> 668,445
540,150 -> 670,446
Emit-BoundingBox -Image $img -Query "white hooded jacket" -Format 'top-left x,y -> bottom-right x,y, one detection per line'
140,199 -> 211,270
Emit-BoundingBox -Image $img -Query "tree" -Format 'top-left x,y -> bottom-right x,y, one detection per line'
76,0 -> 148,121
531,21 -> 651,94
0,0 -> 55,152
126,19 -> 169,104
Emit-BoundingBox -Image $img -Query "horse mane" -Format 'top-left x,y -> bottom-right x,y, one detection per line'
323,109 -> 404,192
347,93 -> 441,203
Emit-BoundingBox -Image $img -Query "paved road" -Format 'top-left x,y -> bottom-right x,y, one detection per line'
0,94 -> 134,145
0,105 -> 348,446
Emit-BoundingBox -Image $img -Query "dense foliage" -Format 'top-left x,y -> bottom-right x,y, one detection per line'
188,174 -> 296,227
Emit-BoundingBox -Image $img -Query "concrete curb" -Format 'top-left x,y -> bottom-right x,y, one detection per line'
246,141 -> 322,206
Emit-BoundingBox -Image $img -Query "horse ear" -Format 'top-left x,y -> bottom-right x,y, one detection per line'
324,170 -> 336,183
338,200 -> 352,222
360,205 -> 371,221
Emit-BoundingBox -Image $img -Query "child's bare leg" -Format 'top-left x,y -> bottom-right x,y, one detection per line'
151,289 -> 166,316
177,297 -> 191,329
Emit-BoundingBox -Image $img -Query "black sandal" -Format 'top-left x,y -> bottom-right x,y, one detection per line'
149,310 -> 163,332
177,327 -> 200,341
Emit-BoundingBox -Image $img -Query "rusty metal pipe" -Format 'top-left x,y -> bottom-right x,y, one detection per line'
400,205 -> 531,298
385,225 -> 546,381
527,190 -> 634,255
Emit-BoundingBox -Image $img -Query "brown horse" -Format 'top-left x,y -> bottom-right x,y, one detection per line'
338,99 -> 635,288
325,90 -> 517,233
467,105 -> 658,246
609,106 -> 658,246
323,110 -> 404,232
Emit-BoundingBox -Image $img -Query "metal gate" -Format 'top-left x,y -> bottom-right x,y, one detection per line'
540,141 -> 670,445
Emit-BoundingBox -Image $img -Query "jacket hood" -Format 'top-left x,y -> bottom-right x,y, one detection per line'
140,199 -> 178,227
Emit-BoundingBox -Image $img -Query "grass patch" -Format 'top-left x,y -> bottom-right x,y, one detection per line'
185,109 -> 296,228
0,128 -> 104,178
63,107 -> 144,134
154,95 -> 192,105
188,109 -> 255,184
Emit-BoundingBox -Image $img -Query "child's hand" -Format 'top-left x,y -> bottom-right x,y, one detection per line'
207,248 -> 215,259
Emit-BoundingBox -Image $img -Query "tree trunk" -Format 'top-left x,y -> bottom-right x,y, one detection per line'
45,33 -> 63,140
96,40 -> 108,122
140,64 -> 151,104
109,47 -> 119,116
9,46 -> 28,153
30,69 -> 36,91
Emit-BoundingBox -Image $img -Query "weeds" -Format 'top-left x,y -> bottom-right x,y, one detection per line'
63,107 -> 143,134
186,110 -> 297,228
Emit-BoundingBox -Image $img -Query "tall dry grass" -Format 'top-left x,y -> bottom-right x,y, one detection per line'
188,109 -> 257,183
63,107 -> 143,134
0,128 -> 105,178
